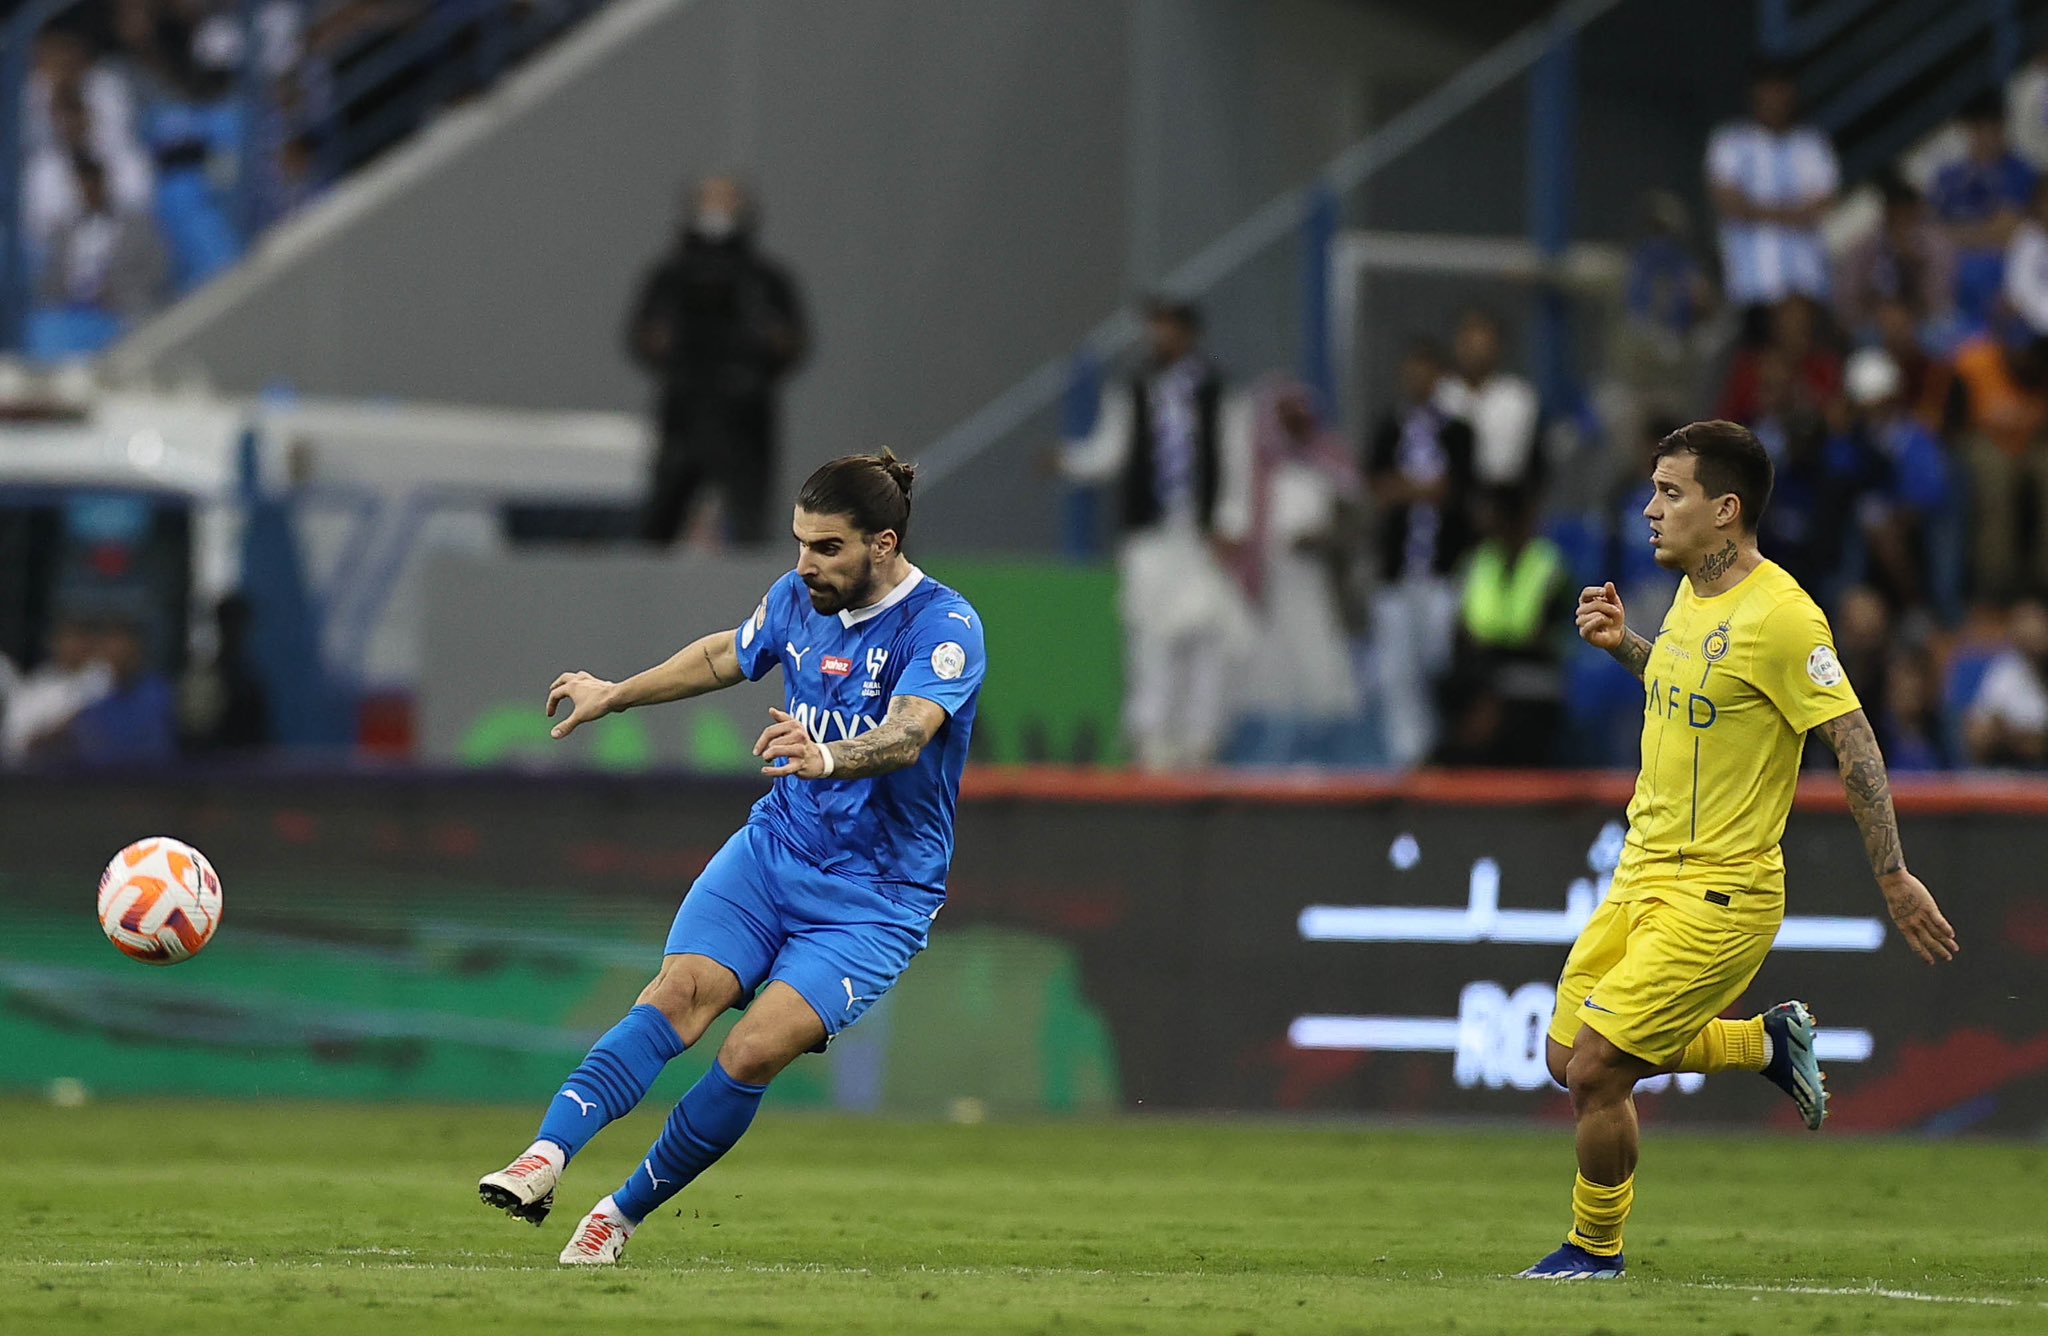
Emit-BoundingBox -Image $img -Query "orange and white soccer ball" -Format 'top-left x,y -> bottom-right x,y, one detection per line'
98,836 -> 223,965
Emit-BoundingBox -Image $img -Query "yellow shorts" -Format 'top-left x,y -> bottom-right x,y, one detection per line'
1546,894 -> 1777,1065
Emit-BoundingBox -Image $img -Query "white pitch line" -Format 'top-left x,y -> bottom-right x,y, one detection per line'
1685,1281 -> 2048,1309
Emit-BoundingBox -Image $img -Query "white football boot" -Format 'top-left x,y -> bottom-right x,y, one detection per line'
478,1142 -> 563,1226
558,1196 -> 636,1266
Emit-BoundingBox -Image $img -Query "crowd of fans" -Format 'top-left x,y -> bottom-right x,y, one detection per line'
1071,59 -> 2048,774
1591,61 -> 2048,776
20,39 -> 2048,776
17,1 -> 589,361
21,1 -> 331,357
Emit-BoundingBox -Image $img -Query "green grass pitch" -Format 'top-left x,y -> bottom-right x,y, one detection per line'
6,1099 -> 2044,1334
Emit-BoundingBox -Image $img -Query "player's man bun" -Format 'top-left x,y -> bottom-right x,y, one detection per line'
798,449 -> 917,548
876,447 -> 917,500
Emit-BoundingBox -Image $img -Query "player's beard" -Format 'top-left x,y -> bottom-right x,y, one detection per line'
805,556 -> 876,615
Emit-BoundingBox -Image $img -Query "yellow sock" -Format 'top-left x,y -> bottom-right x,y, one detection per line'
1673,1016 -> 1768,1074
1567,1173 -> 1634,1256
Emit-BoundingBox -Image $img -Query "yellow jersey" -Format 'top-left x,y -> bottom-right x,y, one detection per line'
1609,559 -> 1859,931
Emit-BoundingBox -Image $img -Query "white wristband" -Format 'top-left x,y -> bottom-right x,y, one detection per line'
815,742 -> 835,778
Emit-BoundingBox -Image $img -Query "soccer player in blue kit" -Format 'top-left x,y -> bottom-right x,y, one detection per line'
478,450 -> 986,1265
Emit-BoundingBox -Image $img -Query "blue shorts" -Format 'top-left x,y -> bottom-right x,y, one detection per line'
665,822 -> 943,1039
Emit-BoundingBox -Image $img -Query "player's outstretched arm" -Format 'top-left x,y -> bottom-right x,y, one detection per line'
755,696 -> 945,781
1814,709 -> 1959,965
546,630 -> 744,739
1576,581 -> 1653,680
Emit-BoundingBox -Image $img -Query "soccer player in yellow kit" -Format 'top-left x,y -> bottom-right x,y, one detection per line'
1517,420 -> 1959,1280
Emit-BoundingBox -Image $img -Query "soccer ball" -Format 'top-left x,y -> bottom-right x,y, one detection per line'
98,836 -> 223,965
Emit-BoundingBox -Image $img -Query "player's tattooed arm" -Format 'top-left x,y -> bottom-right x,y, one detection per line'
1815,709 -> 1959,964
824,696 -> 947,779
1612,628 -> 1655,680
755,696 -> 947,781
1815,709 -> 1902,877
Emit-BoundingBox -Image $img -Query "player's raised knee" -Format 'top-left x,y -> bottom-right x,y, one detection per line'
1564,1031 -> 1637,1101
636,955 -> 736,1042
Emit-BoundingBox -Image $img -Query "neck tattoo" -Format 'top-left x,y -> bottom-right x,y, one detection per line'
1696,541 -> 1739,585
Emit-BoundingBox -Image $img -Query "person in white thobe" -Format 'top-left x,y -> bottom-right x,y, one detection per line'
1059,299 -> 1253,771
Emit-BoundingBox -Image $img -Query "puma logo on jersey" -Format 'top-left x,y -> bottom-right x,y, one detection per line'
947,611 -> 974,627
786,643 -> 811,670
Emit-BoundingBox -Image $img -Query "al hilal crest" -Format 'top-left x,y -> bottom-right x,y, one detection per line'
1702,623 -> 1731,662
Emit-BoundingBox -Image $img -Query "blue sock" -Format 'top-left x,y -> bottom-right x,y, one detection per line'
536,1004 -> 685,1162
610,1061 -> 766,1224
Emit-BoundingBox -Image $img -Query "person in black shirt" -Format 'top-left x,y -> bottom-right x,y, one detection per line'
627,176 -> 809,546
1366,338 -> 1476,765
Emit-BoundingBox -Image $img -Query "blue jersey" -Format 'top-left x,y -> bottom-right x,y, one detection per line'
732,566 -> 986,896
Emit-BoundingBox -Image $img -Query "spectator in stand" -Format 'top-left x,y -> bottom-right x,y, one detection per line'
1838,347 -> 1962,620
1227,376 -> 1363,754
1964,598 -> 2048,767
1367,338 -> 1476,767
1059,297 -> 1253,771
104,0 -> 246,289
1750,350 -> 1849,596
1435,485 -> 1572,768
2011,38 -> 2048,173
1717,294 -> 1842,425
25,24 -> 138,163
1599,191 -> 1719,460
1870,298 -> 1947,424
1436,308 -> 1540,489
1834,174 -> 1955,343
1707,66 -> 1839,339
68,617 -> 178,765
1930,91 -> 2036,328
0,614 -> 113,766
2003,176 -> 2048,337
1879,647 -> 1947,772
1934,330 -> 2048,598
24,83 -> 155,261
36,154 -> 169,329
1829,586 -> 1895,738
627,175 -> 810,547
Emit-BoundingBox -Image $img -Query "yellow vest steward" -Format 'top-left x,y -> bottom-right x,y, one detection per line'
1461,538 -> 1563,647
